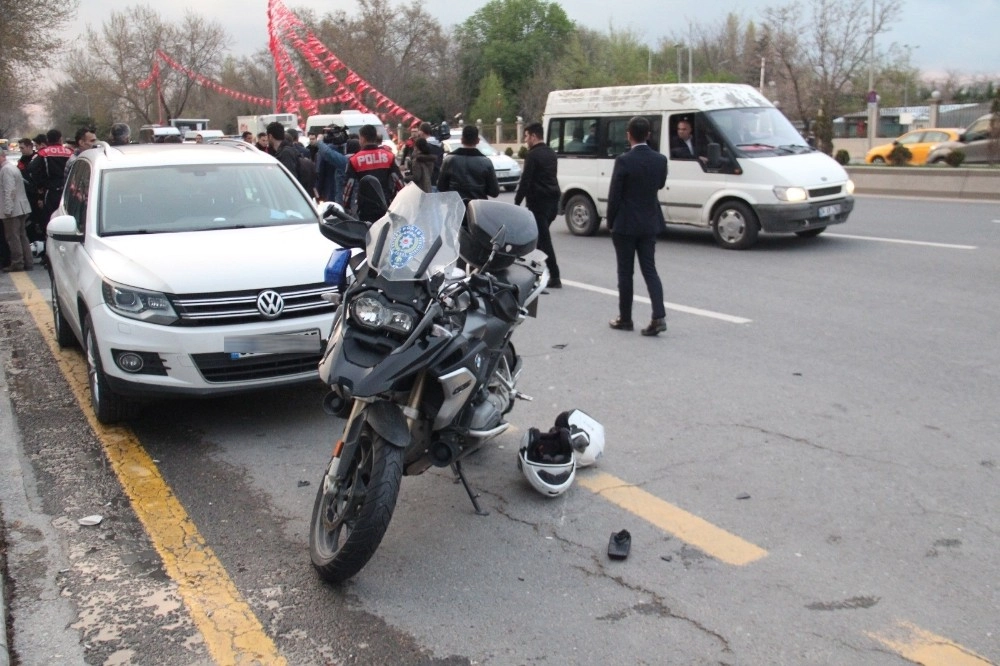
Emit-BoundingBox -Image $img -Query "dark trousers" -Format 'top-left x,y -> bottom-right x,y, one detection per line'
612,232 -> 664,321
530,201 -> 560,281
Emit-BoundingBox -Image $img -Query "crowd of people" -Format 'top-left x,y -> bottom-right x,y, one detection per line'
3,115 -> 673,337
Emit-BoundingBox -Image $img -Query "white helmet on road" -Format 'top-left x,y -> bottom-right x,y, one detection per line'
555,409 -> 604,468
518,427 -> 576,497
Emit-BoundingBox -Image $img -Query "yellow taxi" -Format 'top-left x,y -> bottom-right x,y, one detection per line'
865,128 -> 963,165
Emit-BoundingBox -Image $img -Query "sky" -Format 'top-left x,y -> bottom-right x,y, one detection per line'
68,0 -> 1000,81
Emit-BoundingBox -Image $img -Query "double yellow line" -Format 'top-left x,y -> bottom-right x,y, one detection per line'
10,272 -> 285,665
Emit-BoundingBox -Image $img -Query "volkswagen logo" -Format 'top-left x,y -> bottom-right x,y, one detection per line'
256,290 -> 285,319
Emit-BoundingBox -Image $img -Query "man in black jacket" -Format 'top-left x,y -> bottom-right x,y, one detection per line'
514,122 -> 562,287
607,116 -> 668,336
438,125 -> 500,202
27,128 -> 73,235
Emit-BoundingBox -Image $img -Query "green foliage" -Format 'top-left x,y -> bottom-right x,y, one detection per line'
457,0 -> 574,104
518,145 -> 528,159
834,149 -> 851,165
469,71 -> 516,125
505,146 -> 514,156
944,150 -> 966,167
887,143 -> 912,166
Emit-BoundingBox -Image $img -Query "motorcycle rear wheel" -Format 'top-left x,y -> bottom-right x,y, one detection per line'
309,422 -> 404,583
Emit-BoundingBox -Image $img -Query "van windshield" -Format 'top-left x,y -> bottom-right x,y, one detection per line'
707,107 -> 812,157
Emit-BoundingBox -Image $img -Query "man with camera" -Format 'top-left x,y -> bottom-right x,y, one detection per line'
313,124 -> 349,205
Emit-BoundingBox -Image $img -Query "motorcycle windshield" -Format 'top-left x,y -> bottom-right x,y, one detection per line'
366,184 -> 465,281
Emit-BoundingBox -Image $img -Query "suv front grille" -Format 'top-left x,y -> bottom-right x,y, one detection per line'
171,283 -> 337,326
192,351 -> 322,383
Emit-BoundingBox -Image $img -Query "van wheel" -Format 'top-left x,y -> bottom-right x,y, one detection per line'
795,226 -> 827,238
564,195 -> 599,236
712,201 -> 759,250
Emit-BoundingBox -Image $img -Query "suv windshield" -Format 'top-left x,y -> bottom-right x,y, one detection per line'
707,107 -> 812,157
99,163 -> 315,235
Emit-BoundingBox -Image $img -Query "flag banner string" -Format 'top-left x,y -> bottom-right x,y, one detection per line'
136,0 -> 421,127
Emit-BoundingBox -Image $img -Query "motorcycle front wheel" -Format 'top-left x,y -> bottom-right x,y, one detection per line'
309,421 -> 404,583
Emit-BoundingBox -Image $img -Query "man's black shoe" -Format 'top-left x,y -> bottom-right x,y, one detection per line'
608,317 -> 634,331
548,278 -> 562,288
641,318 -> 667,336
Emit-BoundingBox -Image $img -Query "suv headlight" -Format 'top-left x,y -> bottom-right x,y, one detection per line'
350,294 -> 414,335
102,280 -> 178,325
773,186 -> 808,202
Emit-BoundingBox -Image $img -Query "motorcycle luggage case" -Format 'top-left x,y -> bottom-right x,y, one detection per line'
460,199 -> 538,270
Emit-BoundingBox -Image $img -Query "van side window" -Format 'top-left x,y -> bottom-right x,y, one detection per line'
548,117 -> 599,155
608,117 -> 662,156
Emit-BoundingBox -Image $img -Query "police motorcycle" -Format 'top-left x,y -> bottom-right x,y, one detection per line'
309,177 -> 548,583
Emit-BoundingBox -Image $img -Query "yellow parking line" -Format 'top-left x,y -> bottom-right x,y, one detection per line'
869,622 -> 995,666
577,471 -> 768,566
10,272 -> 285,666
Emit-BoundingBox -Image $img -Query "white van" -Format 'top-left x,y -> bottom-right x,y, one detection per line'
305,110 -> 398,156
542,83 -> 855,249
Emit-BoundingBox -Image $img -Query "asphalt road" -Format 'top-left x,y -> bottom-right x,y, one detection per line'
1,193 -> 998,666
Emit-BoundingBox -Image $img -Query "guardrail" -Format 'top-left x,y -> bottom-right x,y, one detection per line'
846,165 -> 1000,201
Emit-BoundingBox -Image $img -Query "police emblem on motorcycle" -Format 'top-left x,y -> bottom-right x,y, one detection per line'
388,224 -> 425,268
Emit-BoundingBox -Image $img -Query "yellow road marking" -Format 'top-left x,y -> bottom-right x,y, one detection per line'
10,272 -> 285,666
869,621 -> 995,666
577,471 -> 768,566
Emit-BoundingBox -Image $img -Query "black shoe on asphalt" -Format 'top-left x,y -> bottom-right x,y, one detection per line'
641,318 -> 667,336
608,317 -> 634,331
548,278 -> 562,288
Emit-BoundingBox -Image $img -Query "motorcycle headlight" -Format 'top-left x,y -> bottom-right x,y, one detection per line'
350,294 -> 414,334
773,186 -> 808,203
102,280 -> 178,324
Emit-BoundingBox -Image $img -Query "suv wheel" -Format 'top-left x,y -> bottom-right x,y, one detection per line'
83,315 -> 138,424
52,281 -> 77,348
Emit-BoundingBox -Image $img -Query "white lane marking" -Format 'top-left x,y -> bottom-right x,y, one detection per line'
993,219 -> 1000,224
560,280 -> 752,324
825,233 -> 977,250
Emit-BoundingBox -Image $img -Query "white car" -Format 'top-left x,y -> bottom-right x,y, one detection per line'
47,141 -> 339,423
444,132 -> 521,191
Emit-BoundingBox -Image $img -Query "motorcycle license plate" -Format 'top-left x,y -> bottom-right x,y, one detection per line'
818,204 -> 841,218
224,328 -> 322,357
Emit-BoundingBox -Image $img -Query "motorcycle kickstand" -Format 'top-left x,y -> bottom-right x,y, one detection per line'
451,461 -> 489,516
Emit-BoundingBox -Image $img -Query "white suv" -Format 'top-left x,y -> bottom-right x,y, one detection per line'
47,141 -> 339,423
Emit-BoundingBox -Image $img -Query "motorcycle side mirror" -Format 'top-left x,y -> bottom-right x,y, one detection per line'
319,203 -> 369,249
357,174 -> 388,222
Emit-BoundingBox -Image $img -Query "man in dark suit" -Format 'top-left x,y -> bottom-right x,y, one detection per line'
606,116 -> 668,336
515,122 -> 562,287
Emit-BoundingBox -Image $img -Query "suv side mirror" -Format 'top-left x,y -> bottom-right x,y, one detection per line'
47,214 -> 83,242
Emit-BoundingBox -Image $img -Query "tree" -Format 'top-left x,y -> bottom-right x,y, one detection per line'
762,0 -> 902,154
468,71 -> 514,126
54,6 -> 230,131
0,0 -> 78,73
298,0 -> 458,125
456,0 -> 573,111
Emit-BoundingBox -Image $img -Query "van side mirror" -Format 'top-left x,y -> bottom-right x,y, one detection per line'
706,142 -> 723,170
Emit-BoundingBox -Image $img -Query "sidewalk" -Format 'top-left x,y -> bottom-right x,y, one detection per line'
0,276 -> 87,666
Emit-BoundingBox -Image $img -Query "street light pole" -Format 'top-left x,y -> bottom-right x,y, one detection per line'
675,44 -> 683,83
867,0 -> 876,150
